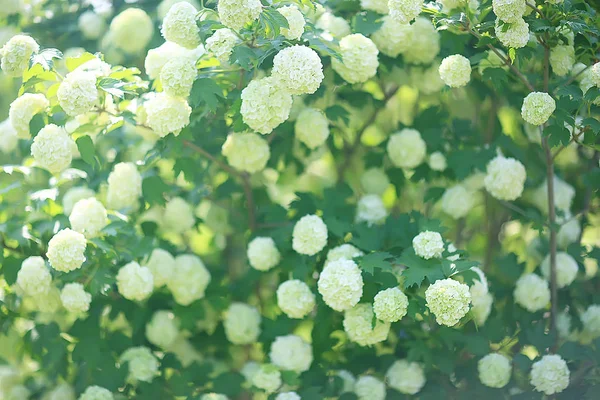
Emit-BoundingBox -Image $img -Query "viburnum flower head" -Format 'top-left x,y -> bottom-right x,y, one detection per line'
78,11 -> 106,40
354,376 -> 386,400
161,197 -> 195,234
550,45 -> 575,76
0,118 -> 17,153
116,261 -> 154,301
275,393 -> 300,400
109,8 -> 154,54
223,302 -> 261,344
60,282 -> 92,314
388,0 -> 424,24
557,217 -> 581,248
57,70 -> 98,116
62,187 -> 94,215
276,279 -> 316,318
316,12 -> 351,39
530,355 -> 570,395
484,155 -> 526,201
0,34 -> 39,77
121,346 -> 159,383
361,0 -> 389,13
325,243 -> 364,266
205,28 -> 240,65
160,57 -> 196,97
540,252 -> 578,288
218,0 -> 262,31
371,16 -> 413,57
144,93 -> 192,137
386,360 -> 426,394
534,177 -> 575,214
495,18 -> 530,49
429,151 -> 447,171
492,0 -> 526,23
9,93 -> 49,138
278,6 -> 305,40
373,287 -> 408,323
360,168 -> 389,195
295,107 -> 329,149
144,248 -> 175,288
441,185 -> 475,219
413,231 -> 444,259
271,45 -> 324,95
343,303 -> 391,346
332,34 -> 379,84
30,124 -> 75,174
47,228 -> 87,273
200,394 -> 228,400
318,259 -> 364,311
478,353 -> 512,388
161,2 -> 200,49
16,256 -> 52,296
240,76 -> 292,134
79,386 -> 114,400
270,335 -> 313,372
292,214 -> 328,255
439,54 -> 472,88
355,194 -> 388,226
590,62 -> 600,87
387,128 -> 427,169
145,310 -> 179,349
145,41 -> 199,80
470,278 -> 493,326
425,278 -> 471,326
581,305 -> 600,338
221,132 -> 270,173
106,162 -> 142,211
69,198 -> 107,238
252,364 -> 281,393
514,273 -> 550,312
167,254 -> 211,305
521,92 -> 556,126
404,17 -> 440,64
247,236 -> 281,271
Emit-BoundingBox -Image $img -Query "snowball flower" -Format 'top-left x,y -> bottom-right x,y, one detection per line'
240,76 -> 293,134
337,370 -> 356,392
109,8 -> 154,54
205,29 -> 240,65
16,256 -> 51,296
495,18 -> 529,49
478,353 -> 512,388
373,287 -> 408,323
484,155 -> 526,201
389,0 -> 424,24
57,71 -> 99,116
276,279 -> 316,318
332,34 -> 379,84
581,305 -> 600,338
530,355 -> 569,395
270,335 -> 313,372
30,124 -> 74,173
78,11 -> 106,40
271,45 -> 324,95
161,2 -> 200,49
221,132 -> 270,173
121,347 -> 159,383
533,176 -> 575,214
521,92 -> 556,125
590,62 -> 600,87
47,228 -> 87,272
540,252 -> 578,288
429,151 -> 447,171
439,54 -> 471,88
387,129 -> 427,169
278,6 -> 305,40
292,214 -> 328,255
223,302 -> 261,344
79,386 -> 114,400
247,237 -> 280,271
201,394 -> 228,400
143,248 -> 175,287
360,168 -> 389,195
354,376 -> 386,400
514,273 -> 550,312
145,41 -> 198,79
60,283 -> 92,314
441,185 -> 475,219
160,57 -> 196,97
218,0 -> 262,31
62,187 -> 95,215
146,310 -> 179,349
167,254 -> 211,305
318,259 -> 364,311
386,360 -> 426,394
252,364 -> 281,393
413,231 -> 444,259
144,93 -> 192,137
550,45 -> 575,76
106,162 -> 142,211
161,197 -> 195,234
343,303 -> 390,346
295,108 -> 329,149
425,278 -> 471,326
316,12 -> 351,39
69,197 -> 107,238
275,393 -> 300,400
557,218 -> 581,248
361,0 -> 389,13
470,279 -> 493,326
116,262 -> 154,301
325,244 -> 364,265
371,16 -> 413,57
404,17 -> 440,64
9,93 -> 49,138
0,34 -> 39,76
356,194 -> 388,226
492,0 -> 526,23
0,119 -> 17,153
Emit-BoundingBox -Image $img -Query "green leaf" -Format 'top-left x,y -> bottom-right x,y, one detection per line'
544,123 -> 571,147
229,45 -> 257,70
582,117 -> 600,135
189,78 -> 225,111
66,52 -> 97,72
351,11 -> 383,35
556,84 -> 583,100
142,175 -> 170,206
30,48 -> 63,71
398,247 -> 444,288
584,86 -> 600,102
325,105 -> 350,125
357,252 -> 394,275
97,77 -> 135,98
76,135 -> 96,167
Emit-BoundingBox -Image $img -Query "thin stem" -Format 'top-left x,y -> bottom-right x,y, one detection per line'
183,140 -> 238,176
526,2 -> 545,18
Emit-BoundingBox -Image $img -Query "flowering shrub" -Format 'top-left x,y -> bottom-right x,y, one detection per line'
0,0 -> 599,399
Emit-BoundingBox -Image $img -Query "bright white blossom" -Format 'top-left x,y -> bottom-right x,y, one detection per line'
145,41 -> 198,79
16,256 -> 51,296
109,8 -> 154,54
47,228 -> 87,273
557,217 -> 581,249
470,279 -> 493,326
252,364 -> 281,393
223,302 -> 261,344
69,198 -> 107,238
221,132 -> 270,173
144,248 -> 175,288
540,252 -> 578,288
0,34 -> 39,76
429,151 -> 447,171
550,45 -> 575,76
160,57 -> 196,97
492,0 -> 526,23
590,62 -> 600,87
371,16 -> 413,57
530,355 -> 570,395
161,2 -> 200,49
484,155 -> 526,201
116,262 -> 154,301
270,335 -> 313,372
354,376 -> 385,400
413,231 -> 444,259
161,197 -> 195,234
425,278 -> 471,326
9,93 -> 49,138
145,310 -> 179,349
30,124 -> 75,173
63,187 -> 95,216
292,214 -> 328,255
521,92 -> 556,126
325,244 -> 364,266
79,386 -> 114,400
360,168 -> 389,195
361,0 -> 389,13
373,287 -> 408,323
247,237 -> 281,271
439,54 -> 471,87
295,108 -> 329,149
200,394 -> 228,400
276,279 -> 315,318
278,6 -> 305,40
106,162 -> 142,211
167,254 -> 211,305
205,29 -> 240,65
356,194 -> 388,226
78,11 -> 106,40
240,76 -> 292,134
144,93 -> 192,137
495,18 -> 529,49
121,346 -> 159,383
218,0 -> 263,31
533,176 -> 575,214
387,128 -> 427,169
0,119 -> 18,153
60,283 -> 91,314
318,259 -> 363,311
388,0 -> 424,24
386,360 -> 426,394
478,353 -> 512,388
316,12 -> 351,39
57,71 -> 98,116
275,393 -> 300,400
343,303 -> 390,346
514,273 -> 550,312
581,305 -> 600,339
272,45 -> 324,95
404,17 -> 440,64
441,185 -> 475,219
332,34 -> 379,84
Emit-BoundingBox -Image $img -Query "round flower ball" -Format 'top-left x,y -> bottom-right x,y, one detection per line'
278,6 -> 305,40
318,259 -> 364,311
78,11 -> 106,40
295,108 -> 329,149
332,34 -> 379,84
221,132 -> 270,173
0,118 -> 18,154
161,197 -> 195,234
69,197 -> 108,238
386,360 -> 426,395
540,252 -> 578,288
389,0 -> 424,24
16,256 -> 52,296
387,128 -> 427,169
269,335 -> 313,372
252,364 -> 281,393
429,151 -> 447,171
590,62 -> 600,87
354,376 -> 386,400
143,248 -> 175,288
0,34 -> 39,77
109,8 -> 154,54
581,305 -> 600,338
292,214 -> 328,256
557,218 -> 581,249
145,310 -> 179,349
121,346 -> 159,383
106,162 -> 142,211
360,168 -> 389,196
470,279 -> 493,326
116,261 -> 154,301
79,386 -> 114,400
343,303 -> 391,346
316,12 -> 351,39
276,279 -> 316,318
413,231 -> 444,259
9,93 -> 49,138
62,187 -> 95,216
247,237 -> 281,271
360,0 -> 389,13
441,185 -> 475,219
145,41 -> 197,80
160,57 -> 196,97
272,45 -> 324,95
275,392 -> 300,400
355,194 -> 388,226
371,16 -> 413,58
325,244 -> 364,266
144,93 -> 192,137
30,124 -> 75,174
484,155 -> 526,201
495,18 -> 529,49
60,282 -> 91,314
223,302 -> 261,344
530,355 -> 570,395
404,17 -> 440,64
478,353 -> 512,388
425,278 -> 471,326
550,45 -> 575,77
47,228 -> 87,273
205,28 -> 240,65
439,54 -> 471,88
521,92 -> 556,126
57,70 -> 98,117
240,76 -> 293,134
373,287 -> 408,323
492,0 -> 526,23
161,2 -> 200,49
167,254 -> 211,305
514,273 -> 550,312
218,0 -> 262,31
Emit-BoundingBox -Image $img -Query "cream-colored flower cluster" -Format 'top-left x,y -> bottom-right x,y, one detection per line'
514,273 -> 550,312
69,197 -> 107,238
218,0 -> 263,31
292,214 -> 328,255
425,278 -> 471,326
413,231 -> 444,259
222,132 -> 270,173
478,353 -> 512,388
521,92 -> 556,126
167,254 -> 211,305
530,355 -> 570,395
332,34 -> 379,84
144,93 -> 192,137
318,259 -> 363,311
356,194 -> 388,226
57,71 -> 99,117
386,359 -> 426,394
495,18 -> 530,49
354,375 -> 386,400
373,287 -> 408,323
439,54 -> 472,87
161,2 -> 200,49
0,34 -> 39,76
79,386 -> 114,400
247,237 -> 281,271
240,77 -> 293,134
116,262 -> 154,301
224,302 -> 261,344
484,155 -> 526,201
276,279 -> 316,318
106,162 -> 142,211
387,128 -> 427,169
294,108 -> 330,149
47,228 -> 87,273
269,335 -> 313,372
30,124 -> 75,173
343,303 -> 390,346
389,0 -> 424,24
540,252 -> 578,288
121,346 -> 159,383
10,93 -> 49,138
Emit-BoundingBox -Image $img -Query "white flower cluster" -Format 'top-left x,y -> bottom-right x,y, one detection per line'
343,303 -> 390,346
590,62 -> 600,87
278,6 -> 305,40
9,93 -> 49,138
272,45 -> 324,95
361,0 -> 389,13
270,335 -> 313,372
325,244 -> 364,266
514,273 -> 550,312
247,237 -> 280,271
332,34 -> 379,84
371,16 -> 412,58
252,364 -> 281,393
389,0 -> 424,24
387,128 -> 427,169
276,279 -> 315,318
361,168 -> 389,195
16,256 -> 52,296
161,2 -> 200,49
478,353 -> 512,388
145,41 -> 199,80
439,54 -> 471,88
0,118 -> 17,153
106,162 -> 142,211
79,386 -> 113,400
550,45 -> 575,76
201,394 -> 228,400
223,302 -> 261,344
373,287 -> 408,323
441,185 -> 475,219
484,155 -> 526,201
354,376 -> 386,400
356,194 -> 388,226
316,12 -> 351,39
521,92 -> 556,126
470,271 -> 493,326
145,310 -> 179,349
275,392 -> 300,400
60,282 -> 91,314
318,259 -> 364,311
63,186 -> 94,215
218,0 -> 263,31
0,34 -> 39,76
144,93 -> 192,137
557,217 -> 581,249
581,305 -> 600,339
47,228 -> 87,273
386,360 -> 426,394
533,176 -> 575,214
292,214 -> 328,255
530,355 -> 569,395
295,108 -> 330,149
57,71 -> 98,117
160,57 -> 196,97
540,252 -> 578,288
205,29 -> 240,65
240,77 -> 292,134
144,248 -> 175,287
160,197 -> 195,234
116,262 -> 154,301
221,132 -> 270,173
425,278 -> 471,326
69,198 -> 107,238
108,8 -> 154,54
492,0 -> 526,23
429,151 -> 447,171
121,346 -> 159,383
404,17 -> 440,64
78,11 -> 106,40
30,124 -> 75,174
413,231 -> 444,259
495,18 -> 530,49
167,254 -> 211,305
